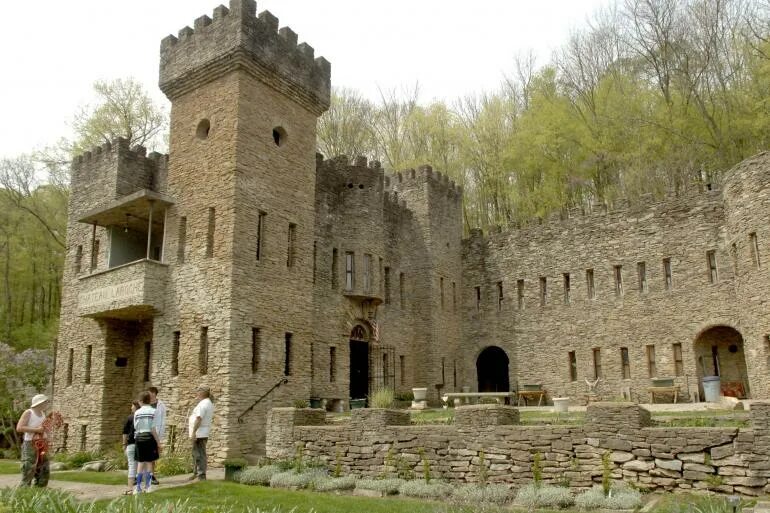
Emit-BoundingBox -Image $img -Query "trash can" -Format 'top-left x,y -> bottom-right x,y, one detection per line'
702,376 -> 721,402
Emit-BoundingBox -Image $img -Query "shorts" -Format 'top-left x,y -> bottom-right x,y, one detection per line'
134,433 -> 159,463
125,444 -> 137,478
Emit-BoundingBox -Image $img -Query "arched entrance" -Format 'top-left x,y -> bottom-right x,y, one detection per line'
349,324 -> 369,401
476,346 -> 510,392
694,326 -> 750,399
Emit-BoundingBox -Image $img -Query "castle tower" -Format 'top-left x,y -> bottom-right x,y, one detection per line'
159,0 -> 330,456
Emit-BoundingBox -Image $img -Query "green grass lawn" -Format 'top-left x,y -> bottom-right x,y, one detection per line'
648,492 -> 755,512
51,470 -> 127,486
0,460 -> 19,475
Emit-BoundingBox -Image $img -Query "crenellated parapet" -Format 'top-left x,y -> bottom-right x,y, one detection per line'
387,164 -> 463,203
159,0 -> 330,114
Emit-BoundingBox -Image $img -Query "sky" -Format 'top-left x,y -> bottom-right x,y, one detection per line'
0,0 -> 610,158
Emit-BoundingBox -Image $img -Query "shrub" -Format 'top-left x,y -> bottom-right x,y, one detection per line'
575,485 -> 641,511
398,479 -> 454,499
356,478 -> 405,495
532,452 -> 543,486
312,475 -> 357,492
239,465 -> 281,486
516,484 -> 574,509
477,450 -> 488,487
269,469 -> 326,489
369,388 -> 395,409
63,451 -> 102,469
104,442 -> 127,471
292,399 -> 309,409
452,484 -> 513,505
155,451 -> 193,477
394,391 -> 414,402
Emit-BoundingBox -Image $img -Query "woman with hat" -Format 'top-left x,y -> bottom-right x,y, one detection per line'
16,393 -> 50,487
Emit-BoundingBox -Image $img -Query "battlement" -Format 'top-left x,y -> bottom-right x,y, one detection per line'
159,0 -> 330,114
387,164 -> 463,202
72,138 -> 168,171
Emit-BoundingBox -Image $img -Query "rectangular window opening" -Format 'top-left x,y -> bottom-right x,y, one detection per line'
363,254 -> 372,292
79,425 -> 87,452
517,279 -> 524,310
539,277 -> 547,306
287,223 -> 296,268
441,357 -> 446,385
256,211 -> 266,261
84,345 -> 92,384
673,343 -> 684,376
399,355 -> 405,385
331,248 -> 338,289
646,345 -> 657,378
75,245 -> 83,274
452,281 -> 457,312
475,286 -> 481,311
614,265 -> 623,297
199,326 -> 209,375
284,332 -> 292,376
384,267 -> 391,304
638,262 -> 647,293
399,273 -> 406,308
568,351 -> 577,382
586,269 -> 595,299
453,360 -> 457,388
329,346 -> 336,382
592,348 -> 602,379
621,347 -> 631,379
206,207 -> 215,258
312,242 -> 317,283
663,258 -> 672,290
171,331 -> 180,377
345,252 -> 354,290
563,273 -> 571,305
67,348 -> 74,386
251,327 -> 261,374
440,277 -> 445,310
707,250 -> 718,283
91,238 -> 100,271
750,232 -> 761,269
177,216 -> 187,264
496,281 -> 503,311
143,341 -> 152,382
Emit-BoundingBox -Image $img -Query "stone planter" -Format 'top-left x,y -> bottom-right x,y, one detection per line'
412,387 -> 428,401
553,397 -> 570,413
352,408 -> 410,427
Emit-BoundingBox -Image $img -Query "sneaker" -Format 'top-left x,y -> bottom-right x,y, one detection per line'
197,475 -> 206,481
186,474 -> 197,481
151,476 -> 159,485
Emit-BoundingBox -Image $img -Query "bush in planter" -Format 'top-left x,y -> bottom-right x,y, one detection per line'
369,388 -> 395,409
239,465 -> 281,486
452,484 -> 513,505
515,484 -> 574,509
398,479 -> 454,499
224,458 -> 249,481
356,478 -> 405,495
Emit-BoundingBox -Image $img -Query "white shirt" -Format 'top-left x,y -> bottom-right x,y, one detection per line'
152,399 -> 167,440
188,398 -> 214,439
22,410 -> 45,442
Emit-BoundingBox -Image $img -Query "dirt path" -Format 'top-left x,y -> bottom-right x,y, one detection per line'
0,468 -> 224,502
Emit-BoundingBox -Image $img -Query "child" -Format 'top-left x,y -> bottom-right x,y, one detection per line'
122,401 -> 140,494
133,391 -> 162,493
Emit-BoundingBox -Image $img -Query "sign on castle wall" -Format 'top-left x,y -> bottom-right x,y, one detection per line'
79,279 -> 144,309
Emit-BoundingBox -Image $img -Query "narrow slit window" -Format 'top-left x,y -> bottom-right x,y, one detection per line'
586,269 -> 595,299
379,258 -> 384,295
67,348 -> 74,386
91,238 -> 99,271
496,281 -> 503,311
62,424 -> 69,451
252,328 -> 261,373
177,216 -> 187,263
646,345 -> 656,378
614,265 -> 623,297
84,345 -> 92,384
475,286 -> 481,311
312,242 -> 317,283
384,267 -> 391,304
363,254 -> 372,292
206,207 -> 215,258
331,248 -> 338,289
75,245 -> 83,274
256,211 -> 266,261
80,425 -> 87,452
750,232 -> 760,269
707,250 -> 718,283
568,351 -> 577,382
539,277 -> 547,306
199,327 -> 209,375
284,332 -> 292,376
453,360 -> 457,388
439,277 -> 445,310
441,357 -> 446,384
345,252 -> 354,290
638,261 -> 647,293
384,354 -> 390,387
732,242 -> 739,275
663,258 -> 672,290
620,347 -> 630,379
399,272 -> 405,308
452,281 -> 457,312
399,355 -> 405,384
672,343 -> 683,376
563,273 -> 571,305
287,223 -> 296,267
517,279 -> 524,310
592,348 -> 602,379
329,346 -> 336,382
171,331 -> 180,377
143,341 -> 151,382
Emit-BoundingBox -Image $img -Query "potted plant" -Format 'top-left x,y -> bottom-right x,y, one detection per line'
223,457 -> 248,482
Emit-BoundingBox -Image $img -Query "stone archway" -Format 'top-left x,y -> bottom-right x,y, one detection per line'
476,346 -> 510,393
694,325 -> 750,398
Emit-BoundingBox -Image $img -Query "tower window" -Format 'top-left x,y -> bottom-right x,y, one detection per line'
475,286 -> 481,311
171,331 -> 180,377
517,279 -> 524,310
66,348 -> 74,386
452,281 -> 456,312
707,250 -> 718,283
638,262 -> 647,293
614,265 -> 623,297
440,277 -> 445,310
663,258 -> 672,290
177,216 -> 187,264
206,208 -> 215,258
563,273 -> 570,305
199,327 -> 209,375
196,119 -> 210,139
143,341 -> 152,382
256,211 -> 266,261
272,127 -> 287,146
646,345 -> 656,377
750,232 -> 760,269
345,252 -> 354,290
252,328 -> 261,373
384,267 -> 391,304
586,269 -> 595,299
496,281 -> 503,311
331,248 -> 338,289
399,272 -> 405,308
539,277 -> 547,306
329,346 -> 336,382
363,254 -> 372,292
75,245 -> 83,274
287,223 -> 296,268
672,343 -> 684,376
84,345 -> 92,384
568,351 -> 577,382
284,332 -> 292,376
620,347 -> 630,379
592,348 -> 602,379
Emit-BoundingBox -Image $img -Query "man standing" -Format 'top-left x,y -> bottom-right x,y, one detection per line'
188,385 -> 214,481
16,394 -> 50,487
148,386 -> 167,485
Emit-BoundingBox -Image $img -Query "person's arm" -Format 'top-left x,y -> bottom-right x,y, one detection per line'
151,426 -> 162,453
16,410 -> 43,435
191,416 -> 202,438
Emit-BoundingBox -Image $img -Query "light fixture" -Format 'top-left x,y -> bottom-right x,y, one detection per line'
123,213 -> 130,233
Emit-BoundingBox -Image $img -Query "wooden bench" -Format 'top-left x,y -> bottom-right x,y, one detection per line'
441,392 -> 517,407
647,386 -> 680,404
517,389 -> 547,406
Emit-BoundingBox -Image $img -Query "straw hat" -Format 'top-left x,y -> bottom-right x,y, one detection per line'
30,394 -> 49,408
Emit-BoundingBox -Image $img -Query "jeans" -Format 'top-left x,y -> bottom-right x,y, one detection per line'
20,440 -> 49,487
191,438 -> 208,478
125,444 -> 137,480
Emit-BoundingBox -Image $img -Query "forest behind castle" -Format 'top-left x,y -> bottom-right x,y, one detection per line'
0,0 -> 768,353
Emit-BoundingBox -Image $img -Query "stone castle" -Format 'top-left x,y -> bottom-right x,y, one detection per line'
53,0 -> 770,460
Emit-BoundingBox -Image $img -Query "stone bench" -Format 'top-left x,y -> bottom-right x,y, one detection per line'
441,392 -> 517,407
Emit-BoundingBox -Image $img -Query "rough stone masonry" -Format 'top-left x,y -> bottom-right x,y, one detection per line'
52,0 -> 770,462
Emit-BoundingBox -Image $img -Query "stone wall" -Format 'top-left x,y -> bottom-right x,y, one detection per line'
267,402 -> 770,496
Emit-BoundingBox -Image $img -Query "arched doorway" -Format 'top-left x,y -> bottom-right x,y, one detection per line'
349,324 -> 369,401
694,326 -> 750,399
476,346 -> 510,392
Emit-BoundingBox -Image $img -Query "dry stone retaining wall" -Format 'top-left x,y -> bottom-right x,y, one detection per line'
267,402 -> 770,496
